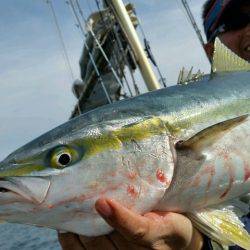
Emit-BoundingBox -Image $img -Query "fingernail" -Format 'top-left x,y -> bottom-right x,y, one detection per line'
95,199 -> 113,218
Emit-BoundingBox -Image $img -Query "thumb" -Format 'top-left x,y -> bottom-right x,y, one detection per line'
95,198 -> 149,243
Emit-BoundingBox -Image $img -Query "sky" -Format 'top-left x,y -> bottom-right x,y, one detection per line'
0,0 -> 210,160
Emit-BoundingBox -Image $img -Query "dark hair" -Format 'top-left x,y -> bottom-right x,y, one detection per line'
202,0 -> 250,41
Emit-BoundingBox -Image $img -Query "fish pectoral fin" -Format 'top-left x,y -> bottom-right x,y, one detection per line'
176,115 -> 248,151
188,208 -> 250,249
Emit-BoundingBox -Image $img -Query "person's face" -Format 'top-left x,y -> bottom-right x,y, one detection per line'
219,24 -> 250,61
205,4 -> 250,62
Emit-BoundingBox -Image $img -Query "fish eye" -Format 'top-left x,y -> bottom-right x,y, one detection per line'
49,146 -> 79,169
56,153 -> 72,167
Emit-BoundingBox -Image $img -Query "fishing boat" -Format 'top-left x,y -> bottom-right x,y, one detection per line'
65,0 -> 249,116
66,0 -> 164,119
60,0 -> 209,119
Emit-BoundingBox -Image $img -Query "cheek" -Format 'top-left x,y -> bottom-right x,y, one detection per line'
219,31 -> 242,55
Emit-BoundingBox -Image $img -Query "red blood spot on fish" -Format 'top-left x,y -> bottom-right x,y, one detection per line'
156,169 -> 166,183
127,185 -> 138,198
47,204 -> 54,209
220,168 -> 234,199
220,186 -> 230,199
244,167 -> 250,182
128,171 -> 137,180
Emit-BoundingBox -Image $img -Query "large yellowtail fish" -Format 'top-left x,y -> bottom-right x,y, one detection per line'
0,71 -> 249,248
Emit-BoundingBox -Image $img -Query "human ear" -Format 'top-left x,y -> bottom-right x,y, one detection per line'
204,42 -> 214,60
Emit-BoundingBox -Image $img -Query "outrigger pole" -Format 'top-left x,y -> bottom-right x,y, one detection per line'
108,0 -> 161,91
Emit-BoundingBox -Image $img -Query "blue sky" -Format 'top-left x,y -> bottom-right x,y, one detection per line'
0,0 -> 210,160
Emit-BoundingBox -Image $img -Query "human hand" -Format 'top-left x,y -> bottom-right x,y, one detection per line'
58,198 -> 204,250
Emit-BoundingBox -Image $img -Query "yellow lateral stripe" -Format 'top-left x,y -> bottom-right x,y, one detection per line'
81,117 -> 173,158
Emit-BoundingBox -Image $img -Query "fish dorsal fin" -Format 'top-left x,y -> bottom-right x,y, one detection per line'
212,37 -> 250,73
176,115 -> 248,151
189,207 -> 250,249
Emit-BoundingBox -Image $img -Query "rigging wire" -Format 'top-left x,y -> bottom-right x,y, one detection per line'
95,0 -> 102,10
72,0 -> 125,92
94,0 -> 135,96
95,0 -> 140,95
45,0 -> 75,80
110,21 -> 140,94
92,0 -> 131,97
133,7 -> 167,87
177,0 -> 205,46
66,0 -> 112,105
112,25 -> 139,96
175,0 -> 210,63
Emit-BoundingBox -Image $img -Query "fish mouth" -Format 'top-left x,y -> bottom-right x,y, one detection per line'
0,187 -> 9,193
0,177 -> 51,204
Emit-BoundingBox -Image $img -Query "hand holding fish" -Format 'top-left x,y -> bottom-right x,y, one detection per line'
59,198 -> 204,250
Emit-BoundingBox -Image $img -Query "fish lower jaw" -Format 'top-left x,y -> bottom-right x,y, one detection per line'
0,186 -> 20,198
0,184 -> 28,202
0,190 -> 28,205
0,181 -> 36,204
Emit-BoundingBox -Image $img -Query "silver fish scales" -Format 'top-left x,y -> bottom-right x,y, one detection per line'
0,71 -> 249,248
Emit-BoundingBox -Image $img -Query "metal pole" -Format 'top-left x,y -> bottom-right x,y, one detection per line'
108,0 -> 161,91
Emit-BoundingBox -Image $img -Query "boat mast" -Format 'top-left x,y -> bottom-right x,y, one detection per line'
108,0 -> 161,91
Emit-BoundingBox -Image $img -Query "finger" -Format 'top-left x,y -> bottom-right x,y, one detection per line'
58,232 -> 85,250
79,235 -> 116,250
145,212 -> 193,249
95,198 -> 149,243
109,231 -> 149,250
